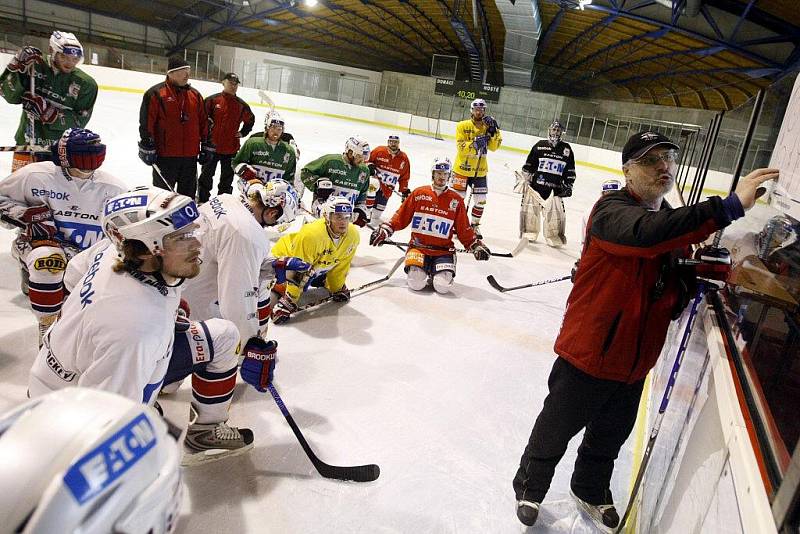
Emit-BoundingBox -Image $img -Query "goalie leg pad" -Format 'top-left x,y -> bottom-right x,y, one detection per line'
520,185 -> 544,240
407,266 -> 429,291
543,195 -> 567,247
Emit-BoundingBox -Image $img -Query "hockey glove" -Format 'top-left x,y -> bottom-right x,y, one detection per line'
8,46 -> 42,73
483,116 -> 499,136
556,182 -> 573,198
571,260 -> 580,283
367,162 -> 378,176
331,285 -> 351,303
400,188 -> 411,201
18,205 -> 58,244
470,240 -> 491,261
514,170 -> 532,194
315,178 -> 334,203
240,337 -> 277,392
22,92 -> 58,124
271,295 -> 297,325
138,138 -> 157,166
178,298 -> 191,318
473,135 -> 489,154
198,141 -> 216,165
271,256 -> 312,284
370,223 -> 394,246
353,208 -> 369,227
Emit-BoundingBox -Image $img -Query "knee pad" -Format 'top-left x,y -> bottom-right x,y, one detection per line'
406,266 -> 429,291
432,271 -> 454,294
202,318 -> 240,373
404,248 -> 425,272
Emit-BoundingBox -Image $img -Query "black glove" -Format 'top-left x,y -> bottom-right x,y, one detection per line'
400,188 -> 411,201
571,260 -> 579,283
138,139 -> 157,166
557,182 -> 573,198
331,286 -> 351,302
470,240 -> 490,261
315,178 -> 334,203
483,116 -> 499,136
198,141 -> 216,165
353,208 -> 369,227
7,46 -> 42,73
367,163 -> 378,176
473,135 -> 489,153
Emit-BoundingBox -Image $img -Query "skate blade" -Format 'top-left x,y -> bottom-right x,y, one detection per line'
181,442 -> 254,467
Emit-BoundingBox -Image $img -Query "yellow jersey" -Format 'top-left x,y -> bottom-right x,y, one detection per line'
454,118 -> 502,178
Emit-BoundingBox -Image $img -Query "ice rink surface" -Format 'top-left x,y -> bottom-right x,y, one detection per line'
0,88 -> 634,533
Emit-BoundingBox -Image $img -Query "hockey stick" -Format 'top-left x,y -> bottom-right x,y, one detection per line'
382,238 -> 526,258
486,274 -> 570,293
258,90 -> 276,113
615,282 -> 707,533
0,213 -> 24,229
267,383 -> 380,482
293,255 -> 405,315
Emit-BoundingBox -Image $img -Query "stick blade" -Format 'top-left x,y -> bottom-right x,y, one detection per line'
486,275 -> 507,293
317,461 -> 380,482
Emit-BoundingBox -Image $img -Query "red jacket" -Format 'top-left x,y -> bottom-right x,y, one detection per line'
139,79 -> 208,158
205,92 -> 255,155
556,188 -> 732,383
388,185 -> 478,256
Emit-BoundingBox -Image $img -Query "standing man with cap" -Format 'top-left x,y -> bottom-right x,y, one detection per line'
197,72 -> 255,204
512,130 -> 780,530
138,56 -> 212,199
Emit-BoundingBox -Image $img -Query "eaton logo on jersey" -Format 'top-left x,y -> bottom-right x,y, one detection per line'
378,169 -> 399,187
58,221 -> 105,250
537,157 -> 566,175
411,213 -> 453,238
104,195 -> 147,215
63,413 -> 157,504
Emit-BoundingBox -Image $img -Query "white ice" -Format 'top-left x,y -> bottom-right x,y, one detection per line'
0,88 -> 635,533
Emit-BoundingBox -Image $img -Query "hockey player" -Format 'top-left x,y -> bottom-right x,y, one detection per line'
181,178 -> 309,343
367,134 -> 411,222
369,157 -> 490,294
517,120 -> 577,247
270,196 -> 360,324
0,31 -> 98,171
232,112 -> 297,189
453,98 -> 502,238
0,128 -> 125,346
29,188 -> 254,466
300,136 -> 371,226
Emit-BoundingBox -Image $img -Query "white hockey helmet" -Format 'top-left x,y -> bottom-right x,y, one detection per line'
102,187 -> 200,255
49,30 -> 83,59
470,98 -> 487,111
265,111 -> 284,129
344,136 -> 370,158
249,178 -> 299,226
0,388 -> 182,534
431,156 -> 452,177
322,196 -> 354,220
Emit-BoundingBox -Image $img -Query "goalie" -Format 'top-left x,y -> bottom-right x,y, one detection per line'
516,120 -> 576,247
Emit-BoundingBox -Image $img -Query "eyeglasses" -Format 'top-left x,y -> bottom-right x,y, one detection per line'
635,150 -> 679,166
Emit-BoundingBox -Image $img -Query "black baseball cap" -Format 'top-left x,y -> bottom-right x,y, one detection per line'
622,131 -> 679,165
222,72 -> 240,83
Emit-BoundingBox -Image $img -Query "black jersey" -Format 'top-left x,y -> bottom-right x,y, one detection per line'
522,140 -> 576,193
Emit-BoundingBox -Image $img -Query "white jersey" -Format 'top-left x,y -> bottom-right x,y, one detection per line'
182,194 -> 272,342
0,161 -> 127,250
29,239 -> 181,404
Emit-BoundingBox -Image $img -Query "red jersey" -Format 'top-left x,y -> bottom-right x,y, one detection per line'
205,92 -> 255,155
388,185 -> 478,256
368,146 -> 411,191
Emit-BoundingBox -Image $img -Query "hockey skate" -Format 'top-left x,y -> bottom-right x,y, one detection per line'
516,500 -> 540,526
570,490 -> 619,532
182,419 -> 254,467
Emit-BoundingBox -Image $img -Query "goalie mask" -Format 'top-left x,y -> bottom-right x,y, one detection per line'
548,120 -> 564,145
0,388 -> 182,534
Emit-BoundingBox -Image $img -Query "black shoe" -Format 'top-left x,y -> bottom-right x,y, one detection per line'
516,500 -> 540,526
570,490 -> 619,531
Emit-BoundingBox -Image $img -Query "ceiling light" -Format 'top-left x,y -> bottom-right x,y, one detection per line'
578,0 -> 592,9
305,0 -> 318,6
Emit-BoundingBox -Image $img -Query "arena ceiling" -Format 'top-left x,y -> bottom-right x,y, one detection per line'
45,0 -> 800,110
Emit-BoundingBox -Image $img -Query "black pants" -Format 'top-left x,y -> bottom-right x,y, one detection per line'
513,357 -> 644,505
153,156 -> 199,199
197,153 -> 234,203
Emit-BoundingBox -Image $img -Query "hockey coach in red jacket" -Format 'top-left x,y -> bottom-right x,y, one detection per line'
512,130 -> 779,530
138,57 -> 211,199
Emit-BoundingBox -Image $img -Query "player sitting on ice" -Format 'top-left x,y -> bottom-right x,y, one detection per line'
300,136 -> 371,226
369,156 -> 490,294
516,120 -> 577,247
28,188 -> 253,466
0,128 -> 126,347
269,196 -> 360,324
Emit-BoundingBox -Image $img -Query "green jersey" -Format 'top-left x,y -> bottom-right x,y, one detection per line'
232,135 -> 296,184
0,61 -> 98,147
301,153 -> 370,212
